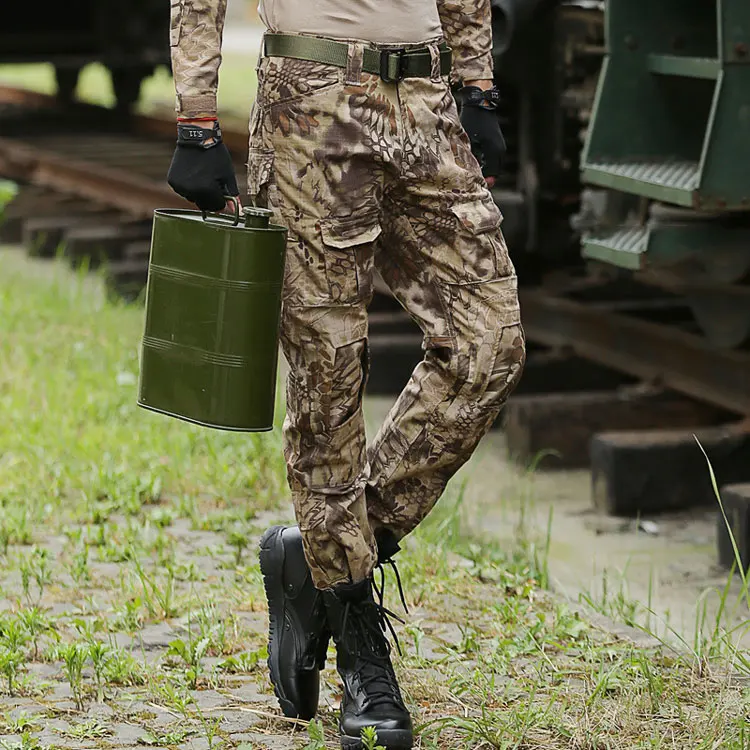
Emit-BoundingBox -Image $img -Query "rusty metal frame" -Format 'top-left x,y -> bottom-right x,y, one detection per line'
519,288 -> 750,415
0,85 -> 249,154
0,85 -> 248,218
0,137 -> 185,218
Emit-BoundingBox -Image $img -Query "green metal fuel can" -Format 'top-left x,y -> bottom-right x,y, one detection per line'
137,201 -> 287,431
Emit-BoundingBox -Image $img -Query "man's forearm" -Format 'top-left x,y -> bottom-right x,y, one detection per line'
437,0 -> 494,85
170,0 -> 228,118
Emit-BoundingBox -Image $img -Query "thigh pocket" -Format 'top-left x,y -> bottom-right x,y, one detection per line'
448,192 -> 514,282
247,147 -> 277,209
320,215 -> 380,304
442,274 -> 521,387
444,274 -> 521,339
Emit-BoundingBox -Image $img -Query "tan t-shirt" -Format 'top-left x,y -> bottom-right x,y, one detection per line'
171,0 -> 494,118
258,0 -> 443,45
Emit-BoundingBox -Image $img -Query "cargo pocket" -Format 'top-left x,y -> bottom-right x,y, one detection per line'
442,274 -> 521,388
329,337 -> 370,430
448,192 -> 513,282
246,146 -> 275,208
169,0 -> 183,47
319,215 -> 380,304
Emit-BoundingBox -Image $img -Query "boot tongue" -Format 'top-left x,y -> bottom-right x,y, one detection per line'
349,601 -> 401,706
375,528 -> 402,563
329,581 -> 405,709
333,579 -> 372,604
357,602 -> 390,658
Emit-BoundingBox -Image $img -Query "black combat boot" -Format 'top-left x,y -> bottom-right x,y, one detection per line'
259,525 -> 330,720
324,578 -> 413,750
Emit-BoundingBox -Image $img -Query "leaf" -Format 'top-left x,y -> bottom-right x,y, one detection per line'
167,639 -> 189,661
194,636 -> 210,663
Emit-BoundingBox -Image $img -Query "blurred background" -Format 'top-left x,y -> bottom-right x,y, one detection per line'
0,0 -> 264,129
1,0 -> 750,664
2,2 -> 750,745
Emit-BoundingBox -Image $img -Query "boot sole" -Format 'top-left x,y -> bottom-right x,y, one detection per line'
259,525 -> 301,720
341,729 -> 413,749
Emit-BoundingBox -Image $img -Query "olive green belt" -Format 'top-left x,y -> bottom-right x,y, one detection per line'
263,33 -> 452,83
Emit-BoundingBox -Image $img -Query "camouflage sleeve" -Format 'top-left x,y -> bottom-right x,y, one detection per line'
436,0 -> 494,84
170,0 -> 227,118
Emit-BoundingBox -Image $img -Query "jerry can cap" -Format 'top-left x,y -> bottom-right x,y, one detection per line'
243,206 -> 273,220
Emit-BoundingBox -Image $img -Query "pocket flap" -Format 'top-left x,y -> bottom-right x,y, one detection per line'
320,215 -> 382,249
450,194 -> 503,235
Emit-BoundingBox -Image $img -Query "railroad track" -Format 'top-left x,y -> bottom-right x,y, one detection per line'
0,85 -> 199,297
3,84 -> 750,523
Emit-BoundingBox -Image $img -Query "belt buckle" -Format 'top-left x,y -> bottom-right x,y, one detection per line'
380,48 -> 407,83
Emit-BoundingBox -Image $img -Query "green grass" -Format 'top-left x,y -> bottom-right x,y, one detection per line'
0,252 -> 286,534
0,181 -> 16,211
0,246 -> 749,747
0,55 -> 257,126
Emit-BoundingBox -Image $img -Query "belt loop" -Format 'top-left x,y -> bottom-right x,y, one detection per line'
428,43 -> 441,82
346,42 -> 365,85
256,34 -> 267,74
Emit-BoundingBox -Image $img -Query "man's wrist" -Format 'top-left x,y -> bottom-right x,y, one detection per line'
177,117 -> 218,126
176,120 -> 222,149
459,84 -> 500,110
464,79 -> 493,91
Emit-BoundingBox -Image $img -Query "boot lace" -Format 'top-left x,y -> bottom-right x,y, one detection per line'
341,596 -> 405,709
374,557 -> 409,618
339,555 -> 411,709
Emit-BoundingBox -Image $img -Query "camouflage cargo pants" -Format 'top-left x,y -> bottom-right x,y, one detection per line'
247,42 -> 526,590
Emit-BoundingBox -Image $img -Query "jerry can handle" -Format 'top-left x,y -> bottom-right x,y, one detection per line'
201,196 -> 241,226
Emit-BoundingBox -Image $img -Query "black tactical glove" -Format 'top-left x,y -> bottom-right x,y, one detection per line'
167,121 -> 239,212
458,85 -> 507,181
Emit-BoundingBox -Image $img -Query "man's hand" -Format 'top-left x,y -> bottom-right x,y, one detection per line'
167,119 -> 240,212
460,79 -> 506,189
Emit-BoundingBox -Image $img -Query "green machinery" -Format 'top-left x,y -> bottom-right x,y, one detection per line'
579,0 -> 750,348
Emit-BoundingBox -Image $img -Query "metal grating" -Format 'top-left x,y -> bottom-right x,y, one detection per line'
582,226 -> 649,269
587,159 -> 700,191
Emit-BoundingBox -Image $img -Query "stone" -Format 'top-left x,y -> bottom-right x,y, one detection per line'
8,704 -> 48,719
49,682 -> 74,701
717,483 -> 750,572
85,703 -> 116,719
107,722 -> 148,745
190,689 -> 233,710
137,622 -> 179,650
27,663 -> 60,682
178,738 -> 211,750
228,731 -> 301,749
224,680 -> 275,706
504,385 -> 725,469
590,424 -> 750,515
217,709 -> 260,733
